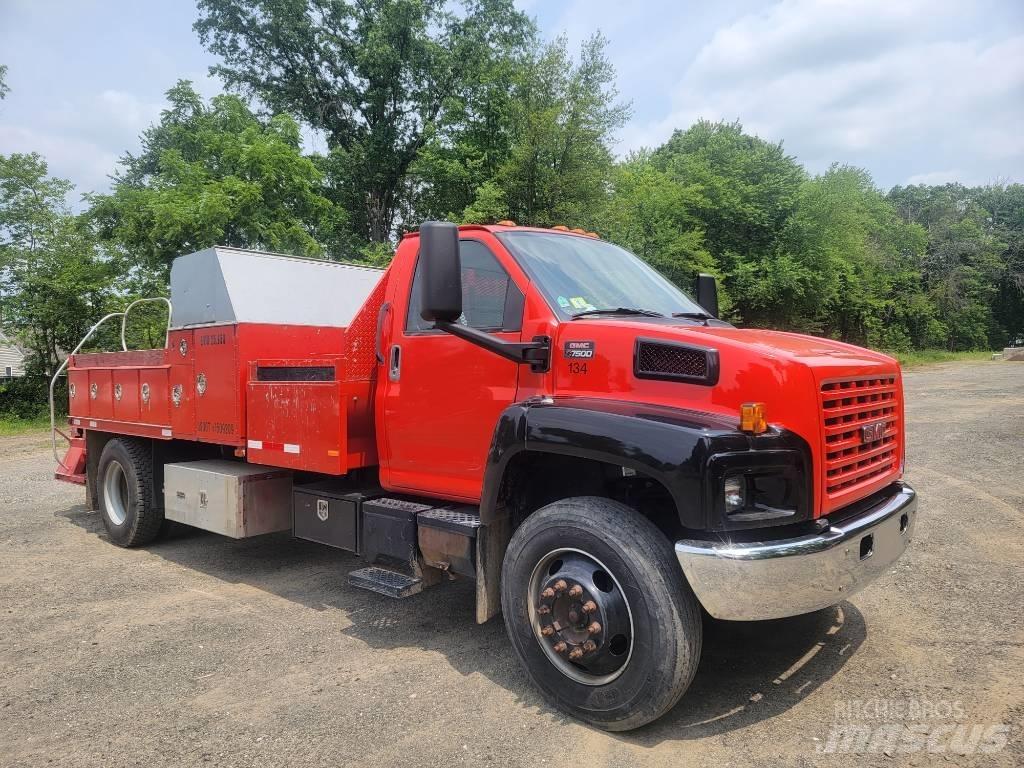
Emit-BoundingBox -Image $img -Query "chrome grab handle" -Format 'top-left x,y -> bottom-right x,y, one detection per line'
50,312 -> 125,468
120,297 -> 172,351
51,296 -> 173,470
375,301 -> 392,364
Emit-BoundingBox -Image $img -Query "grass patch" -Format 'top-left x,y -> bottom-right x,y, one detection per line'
891,350 -> 994,368
0,414 -> 53,436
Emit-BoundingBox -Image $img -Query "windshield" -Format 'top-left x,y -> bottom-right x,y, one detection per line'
496,232 -> 706,319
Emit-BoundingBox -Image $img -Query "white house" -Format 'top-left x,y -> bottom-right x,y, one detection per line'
0,327 -> 27,378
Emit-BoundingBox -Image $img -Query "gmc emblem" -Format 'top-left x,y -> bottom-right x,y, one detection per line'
860,420 -> 887,444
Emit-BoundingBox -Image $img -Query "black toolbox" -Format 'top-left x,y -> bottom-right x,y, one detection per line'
361,497 -> 435,564
293,481 -> 382,554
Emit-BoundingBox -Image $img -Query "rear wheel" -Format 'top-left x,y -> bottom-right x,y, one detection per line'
501,496 -> 702,731
97,438 -> 163,547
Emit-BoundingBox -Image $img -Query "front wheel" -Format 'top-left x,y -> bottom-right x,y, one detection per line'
500,496 -> 702,731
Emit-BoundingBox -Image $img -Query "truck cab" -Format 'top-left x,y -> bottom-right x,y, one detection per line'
55,222 -> 916,732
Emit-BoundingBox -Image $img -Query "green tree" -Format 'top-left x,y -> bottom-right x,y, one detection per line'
0,153 -> 113,374
408,30 -> 529,224
88,81 -> 341,282
462,33 -> 629,228
652,120 -> 805,269
976,183 -> 1024,346
889,183 -> 1011,350
194,0 -> 533,245
600,153 -> 717,297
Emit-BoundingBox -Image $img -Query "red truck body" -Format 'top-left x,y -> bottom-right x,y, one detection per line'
61,225 -> 904,515
54,223 -> 915,732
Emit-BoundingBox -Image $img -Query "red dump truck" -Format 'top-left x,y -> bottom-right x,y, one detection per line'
52,221 -> 916,730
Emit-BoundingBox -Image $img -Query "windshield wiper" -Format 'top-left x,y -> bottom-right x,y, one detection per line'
571,307 -> 665,319
671,311 -> 713,324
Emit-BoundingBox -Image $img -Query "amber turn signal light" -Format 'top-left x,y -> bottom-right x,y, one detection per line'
740,402 -> 767,434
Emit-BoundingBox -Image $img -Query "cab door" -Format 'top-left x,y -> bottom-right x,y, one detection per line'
380,235 -> 527,501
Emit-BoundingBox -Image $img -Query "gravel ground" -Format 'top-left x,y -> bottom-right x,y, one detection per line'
1,361 -> 1021,767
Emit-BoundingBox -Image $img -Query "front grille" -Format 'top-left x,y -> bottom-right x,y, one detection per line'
820,375 -> 901,503
634,339 -> 718,385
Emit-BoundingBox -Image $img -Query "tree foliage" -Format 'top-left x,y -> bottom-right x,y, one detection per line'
194,0 -> 533,245
458,34 -> 629,228
612,121 -> 1021,351
1,4 -> 1021,383
88,81 -> 339,281
0,153 -> 113,375
598,153 -> 716,297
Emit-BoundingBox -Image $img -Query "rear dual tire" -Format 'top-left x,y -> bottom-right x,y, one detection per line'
97,438 -> 163,547
500,496 -> 702,731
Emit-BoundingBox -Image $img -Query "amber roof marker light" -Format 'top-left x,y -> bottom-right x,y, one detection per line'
740,402 -> 767,434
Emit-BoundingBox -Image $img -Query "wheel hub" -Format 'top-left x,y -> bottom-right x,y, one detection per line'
532,552 -> 632,679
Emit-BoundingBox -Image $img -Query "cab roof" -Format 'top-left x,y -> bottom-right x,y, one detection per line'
402,223 -> 601,240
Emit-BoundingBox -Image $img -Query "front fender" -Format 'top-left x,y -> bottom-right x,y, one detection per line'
480,397 -> 812,532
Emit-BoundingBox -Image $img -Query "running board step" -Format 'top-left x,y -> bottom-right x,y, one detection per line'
348,567 -> 423,598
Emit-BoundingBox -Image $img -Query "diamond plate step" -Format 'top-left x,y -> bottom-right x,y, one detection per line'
348,567 -> 423,598
416,505 -> 481,536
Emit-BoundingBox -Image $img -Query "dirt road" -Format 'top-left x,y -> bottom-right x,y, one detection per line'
1,362 -> 1021,766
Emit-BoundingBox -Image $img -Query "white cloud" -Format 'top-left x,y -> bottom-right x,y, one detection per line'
0,88 -> 164,200
620,0 -> 1024,187
98,89 -> 163,134
0,123 -> 119,204
905,169 -> 965,186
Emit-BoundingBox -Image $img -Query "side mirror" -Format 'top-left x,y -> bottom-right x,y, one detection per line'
415,220 -> 551,372
419,221 -> 462,323
696,273 -> 719,318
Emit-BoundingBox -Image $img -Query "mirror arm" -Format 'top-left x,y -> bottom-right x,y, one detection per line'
434,322 -> 550,373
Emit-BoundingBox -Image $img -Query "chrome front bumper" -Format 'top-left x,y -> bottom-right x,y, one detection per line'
675,482 -> 917,621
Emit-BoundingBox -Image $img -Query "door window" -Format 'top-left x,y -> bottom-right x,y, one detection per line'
406,240 -> 522,333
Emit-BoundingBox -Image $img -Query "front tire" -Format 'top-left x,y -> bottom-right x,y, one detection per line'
97,438 -> 163,547
500,496 -> 702,731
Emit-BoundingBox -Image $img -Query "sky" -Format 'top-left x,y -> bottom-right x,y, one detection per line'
1,0 -> 1022,208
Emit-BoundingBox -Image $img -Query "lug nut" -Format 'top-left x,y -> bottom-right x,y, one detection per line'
553,641 -> 567,654
568,584 -> 583,598
553,579 -> 568,594
587,621 -> 601,636
581,600 -> 597,614
541,625 -> 554,637
582,640 -> 597,655
540,587 -> 555,600
537,604 -> 550,615
568,646 -> 584,661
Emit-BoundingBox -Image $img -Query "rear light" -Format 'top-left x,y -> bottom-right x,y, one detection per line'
740,402 -> 767,434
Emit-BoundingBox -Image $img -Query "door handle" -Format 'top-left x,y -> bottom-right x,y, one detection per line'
388,344 -> 401,382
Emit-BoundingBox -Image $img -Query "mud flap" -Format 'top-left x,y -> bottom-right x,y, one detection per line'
475,514 -> 512,623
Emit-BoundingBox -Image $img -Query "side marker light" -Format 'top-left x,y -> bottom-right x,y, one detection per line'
740,402 -> 767,434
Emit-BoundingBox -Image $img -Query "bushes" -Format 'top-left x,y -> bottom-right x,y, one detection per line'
0,375 -> 64,420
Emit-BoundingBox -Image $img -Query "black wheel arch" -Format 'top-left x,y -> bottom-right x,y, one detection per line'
480,396 -> 813,533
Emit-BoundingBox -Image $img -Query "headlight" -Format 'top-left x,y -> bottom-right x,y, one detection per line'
724,475 -> 746,513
